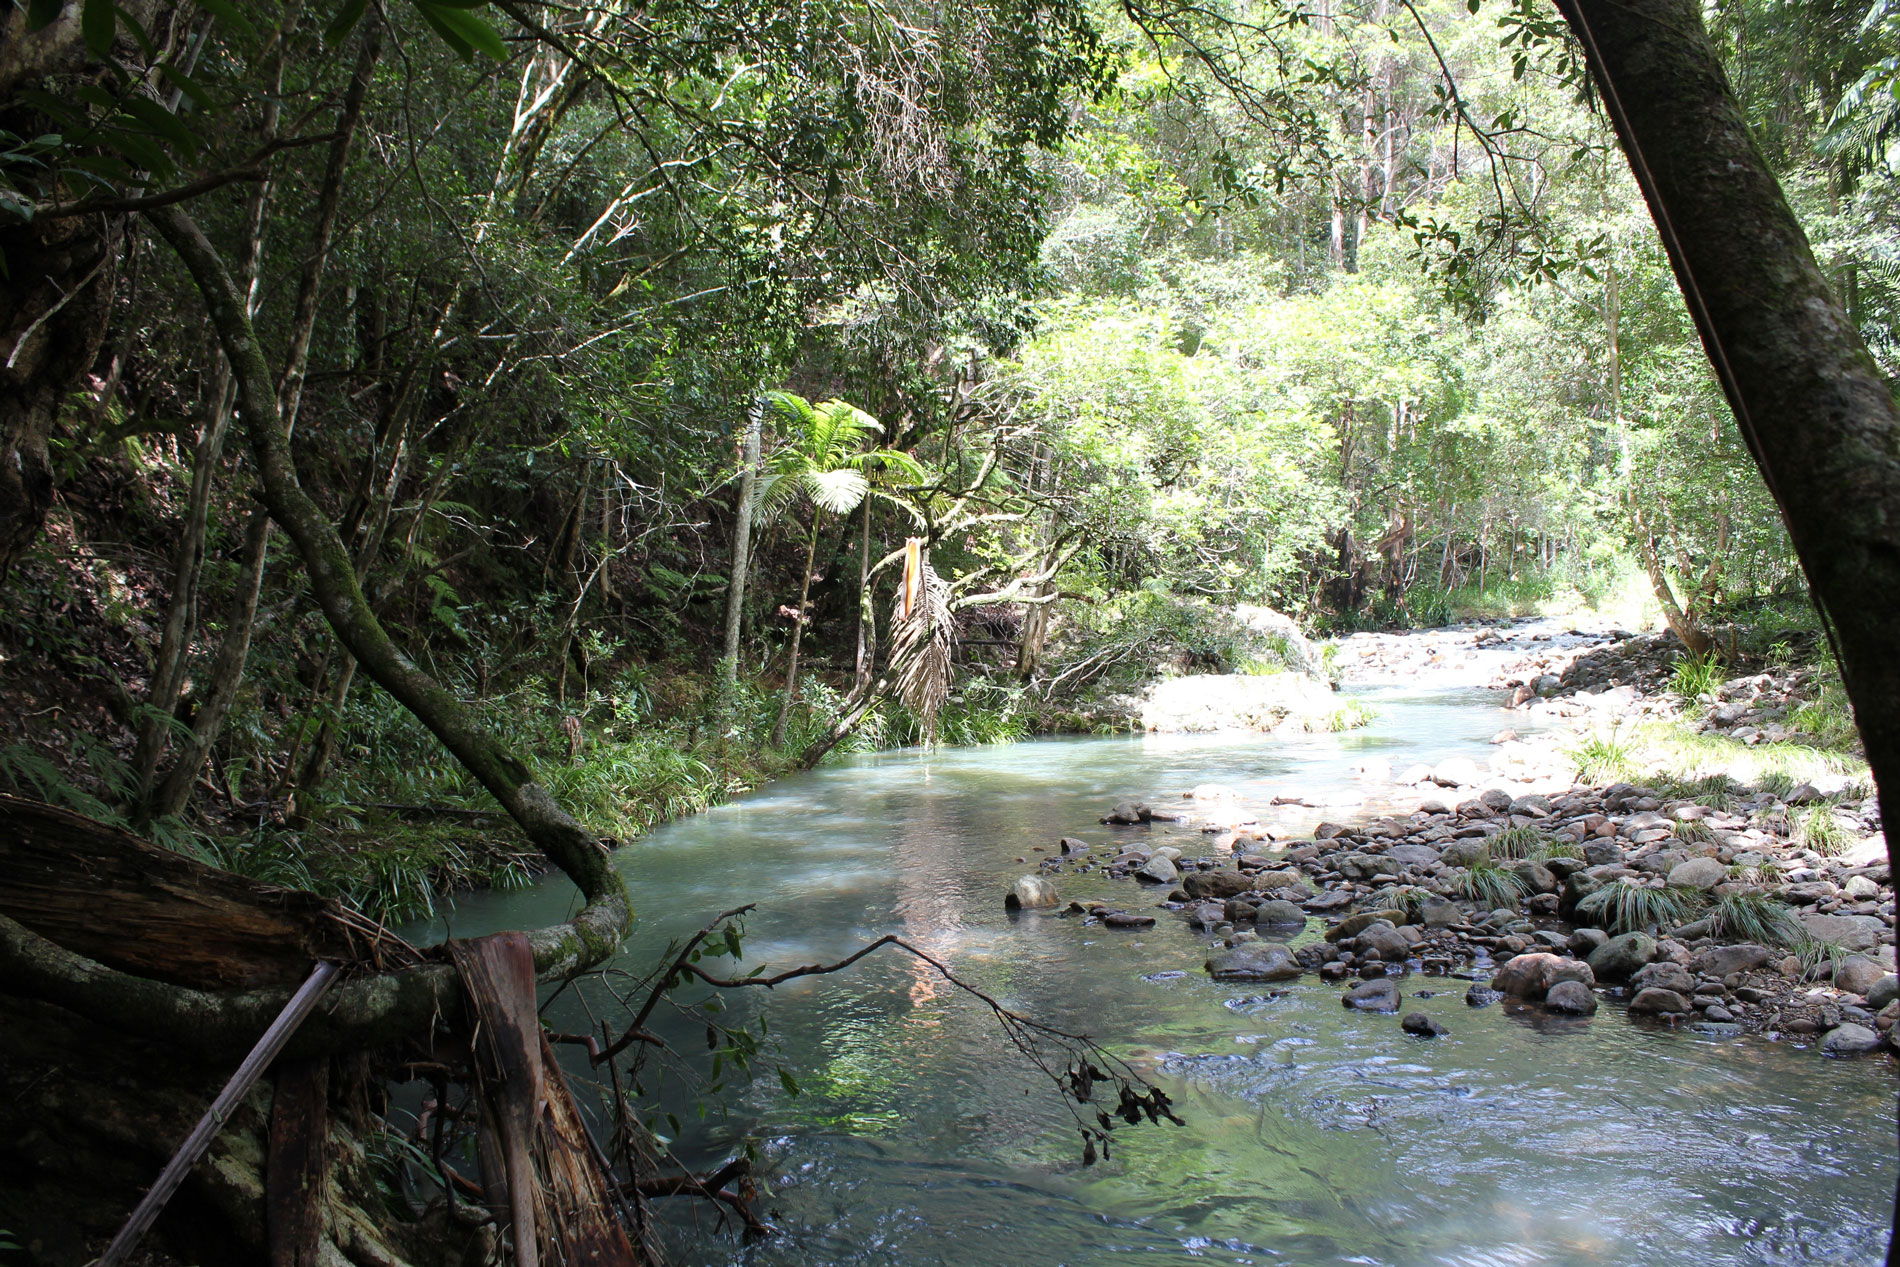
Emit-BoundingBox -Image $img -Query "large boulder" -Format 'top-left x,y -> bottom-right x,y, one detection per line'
1183,870 -> 1255,901
1587,932 -> 1658,982
1667,856 -> 1728,890
1004,876 -> 1059,910
1491,952 -> 1595,1001
1227,604 -> 1325,675
1206,944 -> 1303,981
1798,912 -> 1886,951
1865,975 -> 1900,1010
1832,956 -> 1888,996
1420,895 -> 1462,928
1688,944 -> 1773,978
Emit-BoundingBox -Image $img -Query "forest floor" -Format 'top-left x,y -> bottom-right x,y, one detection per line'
1033,617 -> 1894,1061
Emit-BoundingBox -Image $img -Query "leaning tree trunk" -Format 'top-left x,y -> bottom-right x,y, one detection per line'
146,205 -> 629,965
1552,0 -> 1900,1026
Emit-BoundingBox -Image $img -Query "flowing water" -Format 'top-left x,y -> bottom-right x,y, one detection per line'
415,680 -> 1895,1266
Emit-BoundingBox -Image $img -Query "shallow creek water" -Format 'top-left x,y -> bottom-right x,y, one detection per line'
415,679 -> 1894,1266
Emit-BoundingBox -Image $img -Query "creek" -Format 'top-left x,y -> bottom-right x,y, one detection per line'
414,679 -> 1894,1266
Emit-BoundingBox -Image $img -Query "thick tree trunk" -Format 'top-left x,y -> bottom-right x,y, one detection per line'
722,397 -> 762,682
1553,0 -> 1900,1005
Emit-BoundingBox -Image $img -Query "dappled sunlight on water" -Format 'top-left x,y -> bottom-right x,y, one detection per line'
413,684 -> 1893,1266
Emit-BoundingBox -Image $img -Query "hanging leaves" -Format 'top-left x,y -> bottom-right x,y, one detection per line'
890,541 -> 955,741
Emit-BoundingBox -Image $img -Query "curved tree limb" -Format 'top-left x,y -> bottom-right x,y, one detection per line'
143,204 -> 630,962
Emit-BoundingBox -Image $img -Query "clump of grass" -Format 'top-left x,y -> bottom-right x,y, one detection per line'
1788,680 -> 1862,753
1671,818 -> 1717,845
1708,891 -> 1806,948
1301,700 -> 1377,733
1794,806 -> 1851,857
1657,772 -> 1740,811
1670,652 -> 1724,702
1574,879 -> 1708,935
1370,884 -> 1430,920
1572,731 -> 1636,784
1458,862 -> 1528,908
1489,825 -> 1554,862
1726,860 -> 1772,885
1542,839 -> 1583,859
1754,770 -> 1796,798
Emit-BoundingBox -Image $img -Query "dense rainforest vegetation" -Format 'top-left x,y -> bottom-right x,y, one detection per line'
3,0 -> 1893,914
1,0 -> 1898,1256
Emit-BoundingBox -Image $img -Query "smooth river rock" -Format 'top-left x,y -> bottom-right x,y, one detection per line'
1137,854 -> 1181,885
1798,913 -> 1886,952
1183,870 -> 1255,900
1544,980 -> 1598,1015
1005,876 -> 1059,910
1667,856 -> 1728,890
1832,956 -> 1888,996
1688,944 -> 1773,978
1821,1023 -> 1885,1055
1343,979 -> 1402,1012
1587,932 -> 1657,981
1628,987 -> 1693,1015
1206,944 -> 1303,982
1491,952 -> 1595,1001
1401,1012 -> 1448,1037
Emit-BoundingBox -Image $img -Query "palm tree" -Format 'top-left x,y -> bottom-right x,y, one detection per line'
755,392 -> 924,747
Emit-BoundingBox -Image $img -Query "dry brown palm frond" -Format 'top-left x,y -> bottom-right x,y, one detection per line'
891,544 -> 955,741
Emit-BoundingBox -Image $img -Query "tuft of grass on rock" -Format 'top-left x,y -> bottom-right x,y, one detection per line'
1708,891 -> 1806,949
1794,806 -> 1851,857
1458,862 -> 1528,908
1575,878 -> 1707,935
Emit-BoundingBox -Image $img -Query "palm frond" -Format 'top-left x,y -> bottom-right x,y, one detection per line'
805,467 -> 870,515
890,545 -> 955,742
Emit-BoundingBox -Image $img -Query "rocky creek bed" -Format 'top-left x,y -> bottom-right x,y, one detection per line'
1008,620 -> 1898,1063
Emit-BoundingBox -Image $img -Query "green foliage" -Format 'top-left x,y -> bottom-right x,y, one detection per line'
1789,680 -> 1863,753
1574,879 -> 1707,935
